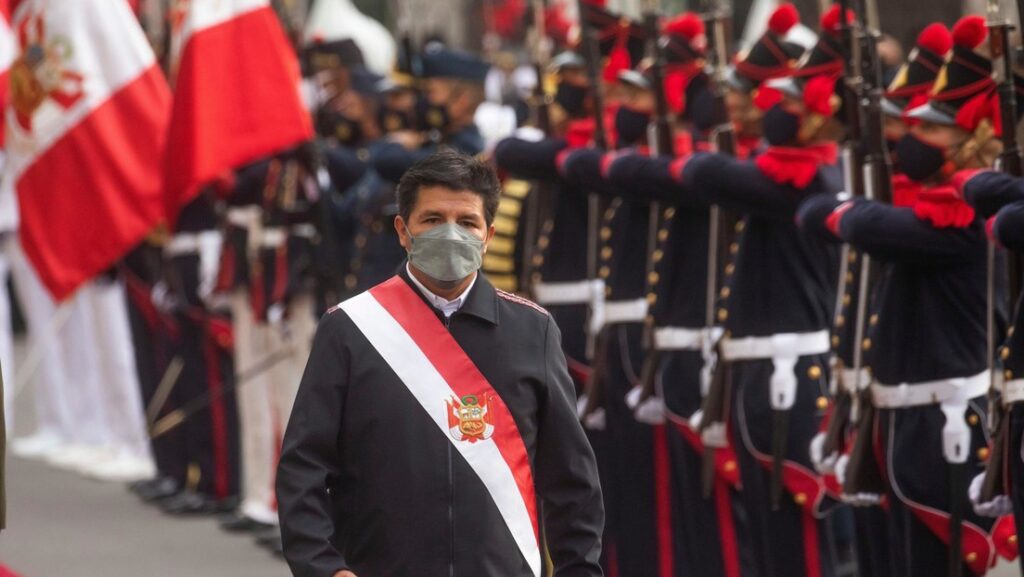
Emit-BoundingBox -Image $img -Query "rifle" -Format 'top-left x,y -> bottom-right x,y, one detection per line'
576,0 -> 609,422
518,0 -> 555,295
839,0 -> 888,510
577,0 -> 606,360
980,0 -> 1023,507
634,1 -> 674,410
697,0 -> 739,499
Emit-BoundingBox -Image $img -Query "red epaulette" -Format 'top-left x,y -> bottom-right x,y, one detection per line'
495,289 -> 549,316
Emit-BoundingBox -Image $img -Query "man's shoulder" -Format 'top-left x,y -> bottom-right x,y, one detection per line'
493,288 -> 550,319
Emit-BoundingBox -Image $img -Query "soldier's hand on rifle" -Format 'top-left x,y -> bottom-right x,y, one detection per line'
334,571 -> 357,577
389,130 -> 424,150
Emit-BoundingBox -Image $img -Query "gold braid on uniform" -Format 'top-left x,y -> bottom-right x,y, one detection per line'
482,179 -> 530,292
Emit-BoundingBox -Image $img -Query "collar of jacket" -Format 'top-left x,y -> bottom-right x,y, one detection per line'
399,265 -> 500,325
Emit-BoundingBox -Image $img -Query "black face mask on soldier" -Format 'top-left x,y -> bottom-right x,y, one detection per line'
555,82 -> 588,117
895,132 -> 946,182
614,106 -> 651,146
316,109 -> 362,145
762,103 -> 801,146
378,106 -> 414,133
417,97 -> 451,134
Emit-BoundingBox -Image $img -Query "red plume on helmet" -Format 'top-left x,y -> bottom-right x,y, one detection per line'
820,4 -> 854,37
768,3 -> 799,35
730,3 -> 804,92
906,14 -> 996,129
803,75 -> 839,117
884,23 -> 951,118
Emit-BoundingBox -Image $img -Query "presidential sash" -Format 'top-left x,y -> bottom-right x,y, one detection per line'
339,276 -> 542,577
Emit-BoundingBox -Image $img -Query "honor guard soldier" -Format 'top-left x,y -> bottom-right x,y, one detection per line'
493,50 -> 596,387
158,190 -> 241,516
372,44 -> 490,184
963,157 -> 1024,573
676,7 -> 853,573
806,22 -> 952,577
555,30 -> 691,570
602,6 -> 807,576
800,15 -> 1007,576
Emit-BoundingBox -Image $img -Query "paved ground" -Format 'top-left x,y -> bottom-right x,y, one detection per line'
0,456 -> 290,577
0,342 -> 289,577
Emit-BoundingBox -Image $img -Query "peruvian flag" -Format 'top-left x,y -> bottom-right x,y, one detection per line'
5,0 -> 171,300
165,0 -> 313,217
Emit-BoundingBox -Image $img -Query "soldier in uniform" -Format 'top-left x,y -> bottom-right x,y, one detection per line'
601,6 -> 807,576
158,190 -> 241,515
372,44 -> 490,184
962,151 -> 1024,573
799,15 -> 1005,575
551,20 -> 706,567
673,7 -> 852,572
492,50 -> 596,383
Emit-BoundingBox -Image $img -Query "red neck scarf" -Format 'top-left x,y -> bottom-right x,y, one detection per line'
754,143 -> 839,189
891,174 -> 923,208
913,184 -> 976,228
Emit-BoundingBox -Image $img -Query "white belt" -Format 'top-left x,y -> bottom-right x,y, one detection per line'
166,231 -> 220,256
1004,379 -> 1024,405
290,223 -> 317,239
654,326 -> 724,398
871,370 -> 990,465
261,227 -> 287,248
226,206 -> 261,228
602,298 -> 648,326
870,371 -> 990,409
720,329 -> 831,411
534,279 -> 602,306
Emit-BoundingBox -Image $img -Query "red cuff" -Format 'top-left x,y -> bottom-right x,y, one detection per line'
555,148 -> 573,177
600,152 -> 620,179
669,154 -> 692,184
951,168 -> 989,196
826,201 -> 855,237
986,215 -> 1002,246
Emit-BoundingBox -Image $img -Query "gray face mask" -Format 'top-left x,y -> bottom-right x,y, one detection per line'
407,222 -> 485,283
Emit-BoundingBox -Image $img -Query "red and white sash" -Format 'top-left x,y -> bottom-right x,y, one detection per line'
339,276 -> 542,577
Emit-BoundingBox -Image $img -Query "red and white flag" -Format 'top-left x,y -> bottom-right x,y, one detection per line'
5,0 -> 171,300
165,0 -> 313,217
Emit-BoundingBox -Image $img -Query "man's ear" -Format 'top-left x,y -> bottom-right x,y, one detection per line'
395,215 -> 411,251
481,223 -> 496,255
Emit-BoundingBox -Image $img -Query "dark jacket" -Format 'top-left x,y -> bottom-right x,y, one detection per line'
681,152 -> 840,337
277,269 -> 605,577
800,194 -> 994,384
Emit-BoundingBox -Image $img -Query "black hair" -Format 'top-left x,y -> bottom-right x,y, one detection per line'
396,148 -> 501,225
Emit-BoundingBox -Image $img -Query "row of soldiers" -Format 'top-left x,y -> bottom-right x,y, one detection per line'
491,2 -> 1024,577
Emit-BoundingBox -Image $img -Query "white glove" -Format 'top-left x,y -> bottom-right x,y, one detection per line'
810,432 -> 839,475
969,472 -> 1014,518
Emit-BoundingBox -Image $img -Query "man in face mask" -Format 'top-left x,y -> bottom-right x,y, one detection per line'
277,149 -> 605,577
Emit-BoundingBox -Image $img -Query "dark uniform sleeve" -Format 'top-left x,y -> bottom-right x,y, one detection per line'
324,146 -> 368,194
835,199 -> 984,265
681,152 -> 810,220
373,141 -> 429,184
493,136 -> 569,181
606,153 -> 706,209
277,313 -> 351,577
535,315 -> 605,577
994,200 -> 1024,251
558,147 -> 616,197
963,170 -> 1024,218
796,192 -> 844,243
